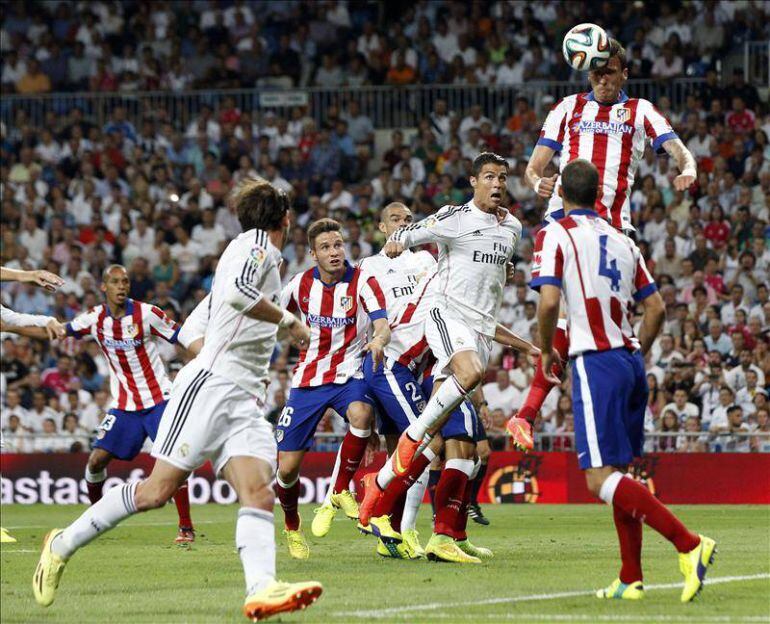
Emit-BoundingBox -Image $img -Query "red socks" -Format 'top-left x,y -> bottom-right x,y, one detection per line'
390,492 -> 407,533
452,477 -> 474,541
332,430 -> 370,494
433,468 -> 468,537
519,326 -> 569,424
372,453 -> 431,518
612,475 -> 700,554
173,483 -> 193,529
275,478 -> 301,530
613,504 -> 643,583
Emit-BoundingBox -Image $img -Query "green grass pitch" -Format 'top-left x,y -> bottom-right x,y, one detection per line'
2,504 -> 768,623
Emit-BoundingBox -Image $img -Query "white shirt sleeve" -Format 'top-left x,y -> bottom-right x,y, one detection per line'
178,295 -> 210,348
1,305 -> 53,328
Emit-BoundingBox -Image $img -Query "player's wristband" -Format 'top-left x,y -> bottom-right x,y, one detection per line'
278,310 -> 297,329
681,167 -> 696,178
534,178 -> 543,194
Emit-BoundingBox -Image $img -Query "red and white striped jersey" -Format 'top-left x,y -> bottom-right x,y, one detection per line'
66,299 -> 180,410
538,91 -> 677,231
530,209 -> 657,357
282,262 -> 387,388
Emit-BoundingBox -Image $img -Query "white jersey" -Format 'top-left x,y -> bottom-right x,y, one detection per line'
530,209 -> 657,356
390,200 -> 521,337
538,91 -> 677,231
1,305 -> 53,328
178,294 -> 210,347
194,229 -> 283,398
357,248 -> 436,321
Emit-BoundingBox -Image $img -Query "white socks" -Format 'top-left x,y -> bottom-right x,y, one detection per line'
52,482 -> 138,559
323,447 -> 343,505
401,467 -> 429,532
237,507 -> 276,596
405,376 -> 467,441
445,458 -> 475,477
85,466 -> 106,483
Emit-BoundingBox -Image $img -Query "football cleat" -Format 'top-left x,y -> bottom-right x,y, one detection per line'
455,538 -> 493,559
402,529 -> 425,557
391,431 -> 422,477
358,473 -> 383,526
1,527 -> 17,543
506,416 -> 534,451
425,533 -> 481,564
32,529 -> 68,607
330,489 -> 359,520
375,538 -> 420,559
367,515 -> 402,545
243,580 -> 322,621
468,503 -> 490,526
283,528 -> 310,560
679,534 -> 717,602
175,526 -> 195,545
310,504 -> 336,538
596,578 -> 645,600
356,521 -> 374,536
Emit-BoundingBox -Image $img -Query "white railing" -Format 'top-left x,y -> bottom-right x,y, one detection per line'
745,40 -> 770,88
0,78 -> 706,131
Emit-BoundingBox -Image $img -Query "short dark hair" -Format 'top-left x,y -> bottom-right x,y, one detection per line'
102,264 -> 127,282
231,178 -> 289,231
608,38 -> 627,69
471,152 -> 508,177
560,159 -> 599,207
307,218 -> 342,248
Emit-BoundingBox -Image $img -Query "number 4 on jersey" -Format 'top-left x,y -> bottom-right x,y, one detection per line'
598,235 -> 621,292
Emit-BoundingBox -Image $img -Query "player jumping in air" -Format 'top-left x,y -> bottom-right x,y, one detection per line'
533,159 -> 715,602
513,38 -> 698,443
33,180 -> 323,621
64,265 -> 196,544
274,218 -> 391,559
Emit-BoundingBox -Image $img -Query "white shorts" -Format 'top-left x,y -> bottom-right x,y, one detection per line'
152,363 -> 276,476
424,307 -> 492,381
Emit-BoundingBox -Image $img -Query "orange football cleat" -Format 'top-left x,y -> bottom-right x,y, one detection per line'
390,431 -> 422,477
358,472 -> 383,527
506,417 -> 534,451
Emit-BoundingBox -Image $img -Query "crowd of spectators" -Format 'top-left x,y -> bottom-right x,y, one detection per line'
2,0 -> 766,94
1,0 -> 769,454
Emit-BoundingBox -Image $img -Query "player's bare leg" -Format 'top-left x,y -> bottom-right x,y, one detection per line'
223,456 -> 322,620
586,466 -> 715,602
34,459 -> 188,607
275,450 -> 309,559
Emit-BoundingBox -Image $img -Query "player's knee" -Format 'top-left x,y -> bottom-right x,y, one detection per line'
238,482 -> 274,511
134,480 -> 176,511
454,362 -> 484,392
277,465 -> 300,486
346,404 -> 373,429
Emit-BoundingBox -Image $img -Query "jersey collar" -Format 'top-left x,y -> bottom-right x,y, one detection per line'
569,208 -> 599,217
314,260 -> 355,286
104,298 -> 134,318
586,90 -> 629,105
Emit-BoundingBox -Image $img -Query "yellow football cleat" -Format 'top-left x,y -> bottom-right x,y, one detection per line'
283,528 -> 310,560
679,534 -> 717,602
425,533 -> 481,564
1,527 -> 17,543
243,580 -> 323,621
367,515 -> 402,545
402,529 -> 425,557
310,504 -> 336,538
356,521 -> 373,536
455,538 -> 494,559
330,489 -> 359,520
376,538 -> 420,559
596,578 -> 645,600
33,529 -> 68,607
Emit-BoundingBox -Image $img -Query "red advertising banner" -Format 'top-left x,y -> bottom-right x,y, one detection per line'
1,452 -> 768,505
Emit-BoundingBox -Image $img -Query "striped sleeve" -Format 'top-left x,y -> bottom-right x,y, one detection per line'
148,304 -> 180,343
358,274 -> 388,321
227,231 -> 270,313
536,97 -> 568,152
639,99 -> 678,153
632,248 -> 658,302
390,205 -> 462,247
65,307 -> 99,338
529,226 -> 565,291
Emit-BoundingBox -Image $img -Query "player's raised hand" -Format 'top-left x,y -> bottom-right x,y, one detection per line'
287,320 -> 310,350
540,349 -> 562,385
535,174 -> 558,199
383,240 -> 405,258
673,172 -> 696,192
45,319 -> 66,341
27,270 -> 64,292
364,336 -> 386,371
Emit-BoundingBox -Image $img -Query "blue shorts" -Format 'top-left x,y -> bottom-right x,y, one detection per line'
364,355 -> 426,436
277,378 -> 374,451
94,401 -> 167,460
571,348 -> 647,470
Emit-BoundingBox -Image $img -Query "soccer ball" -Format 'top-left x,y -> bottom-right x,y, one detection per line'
562,23 -> 610,71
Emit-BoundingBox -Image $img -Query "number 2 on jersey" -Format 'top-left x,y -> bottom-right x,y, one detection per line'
598,235 -> 621,292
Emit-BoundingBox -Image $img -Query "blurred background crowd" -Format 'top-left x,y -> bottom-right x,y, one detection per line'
1,0 -> 769,454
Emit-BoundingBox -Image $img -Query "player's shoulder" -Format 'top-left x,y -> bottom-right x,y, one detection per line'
435,203 -> 471,219
414,249 -> 438,267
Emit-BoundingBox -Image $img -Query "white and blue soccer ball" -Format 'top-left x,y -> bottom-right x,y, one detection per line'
562,23 -> 610,72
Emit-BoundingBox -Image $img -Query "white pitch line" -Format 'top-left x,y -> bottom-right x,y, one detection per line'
336,573 -> 770,618
3,519 -> 225,530
0,549 -> 37,553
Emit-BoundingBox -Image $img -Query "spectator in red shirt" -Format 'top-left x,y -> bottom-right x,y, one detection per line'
726,96 -> 756,135
703,205 -> 730,250
41,355 -> 79,395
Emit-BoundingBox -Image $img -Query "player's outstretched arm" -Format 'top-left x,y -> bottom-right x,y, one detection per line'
661,138 -> 697,192
0,318 -> 66,341
243,298 -> 310,350
525,145 -> 558,199
637,291 -> 666,356
494,323 -> 540,361
0,267 -> 64,292
536,284 -> 562,385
